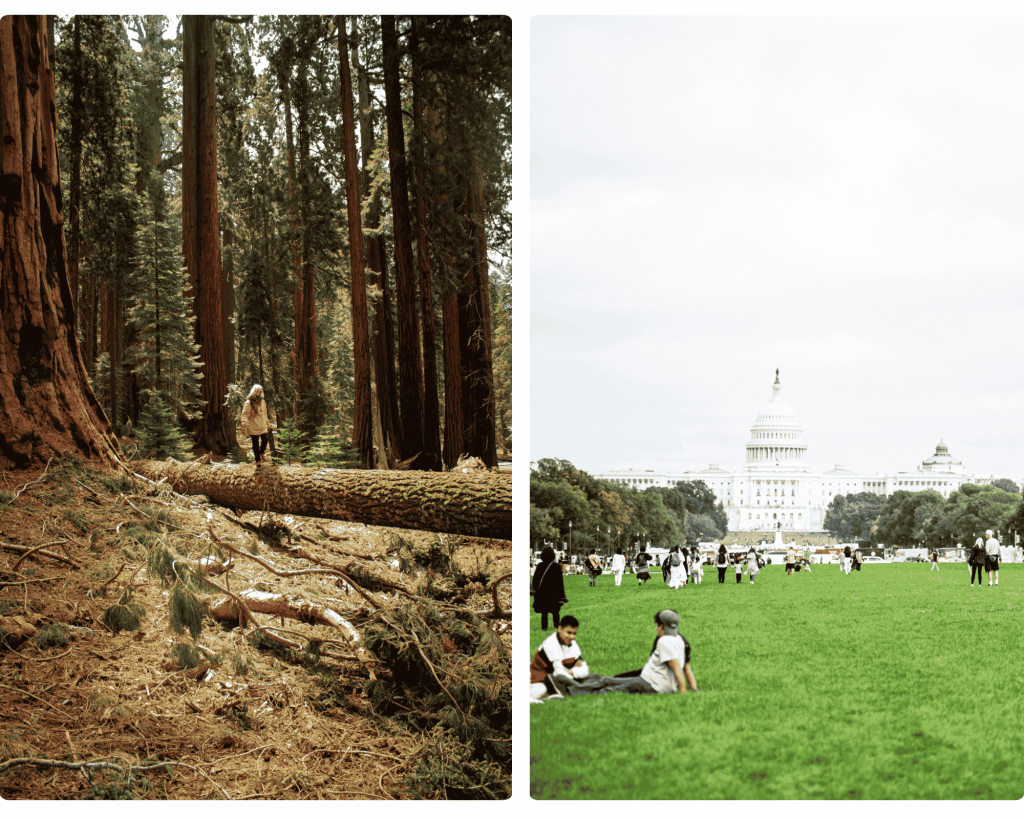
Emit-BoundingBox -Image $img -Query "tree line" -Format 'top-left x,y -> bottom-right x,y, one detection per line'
530,458 -> 730,556
823,478 -> 1022,549
0,15 -> 511,471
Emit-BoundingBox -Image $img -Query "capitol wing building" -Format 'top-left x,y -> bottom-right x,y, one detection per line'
593,371 -> 1011,533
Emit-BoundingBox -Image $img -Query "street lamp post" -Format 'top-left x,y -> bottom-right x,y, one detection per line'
568,520 -> 572,563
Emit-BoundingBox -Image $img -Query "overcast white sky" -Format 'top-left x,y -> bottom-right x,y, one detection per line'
531,14 -> 1024,483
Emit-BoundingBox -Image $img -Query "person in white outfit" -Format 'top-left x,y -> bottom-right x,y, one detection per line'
746,547 -> 760,584
985,529 -> 1001,586
611,547 -> 626,587
668,546 -> 684,589
689,548 -> 702,585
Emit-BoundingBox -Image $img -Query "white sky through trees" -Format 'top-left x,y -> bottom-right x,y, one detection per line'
531,14 -> 1024,482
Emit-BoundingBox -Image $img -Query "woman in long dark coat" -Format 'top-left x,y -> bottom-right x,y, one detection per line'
532,546 -> 567,630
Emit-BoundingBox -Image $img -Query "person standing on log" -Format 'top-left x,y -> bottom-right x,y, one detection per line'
241,385 -> 272,466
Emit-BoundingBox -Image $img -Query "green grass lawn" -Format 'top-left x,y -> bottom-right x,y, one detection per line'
529,563 -> 1024,799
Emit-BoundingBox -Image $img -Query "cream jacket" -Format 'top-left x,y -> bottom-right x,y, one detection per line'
242,399 -> 269,436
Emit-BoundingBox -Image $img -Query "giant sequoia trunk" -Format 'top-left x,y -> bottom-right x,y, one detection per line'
0,15 -> 122,469
411,18 -> 442,473
182,15 -> 233,454
133,460 -> 511,540
382,16 -> 426,469
337,16 -> 373,469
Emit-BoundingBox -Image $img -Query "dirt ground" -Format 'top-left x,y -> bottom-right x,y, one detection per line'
0,455 -> 511,799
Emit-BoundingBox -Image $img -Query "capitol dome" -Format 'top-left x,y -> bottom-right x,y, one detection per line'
745,369 -> 809,472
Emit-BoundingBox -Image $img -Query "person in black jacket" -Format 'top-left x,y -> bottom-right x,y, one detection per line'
532,546 -> 567,630
969,535 -> 987,587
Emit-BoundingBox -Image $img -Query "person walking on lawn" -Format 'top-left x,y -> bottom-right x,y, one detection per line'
611,547 -> 627,587
746,546 -> 761,585
734,554 -> 744,584
532,546 -> 567,631
985,529 -> 1001,587
715,545 -> 729,584
585,549 -> 601,587
970,534 -> 987,587
931,550 -> 940,571
635,548 -> 653,587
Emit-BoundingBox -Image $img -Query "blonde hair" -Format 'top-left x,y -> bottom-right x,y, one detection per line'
246,384 -> 264,415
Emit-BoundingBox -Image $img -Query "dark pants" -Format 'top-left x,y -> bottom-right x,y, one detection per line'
540,606 -> 561,630
854,563 -> 861,571
717,567 -> 727,583
251,433 -> 269,461
970,562 -> 985,585
736,572 -> 742,584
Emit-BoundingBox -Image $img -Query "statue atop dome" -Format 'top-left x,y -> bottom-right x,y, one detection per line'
775,368 -> 780,384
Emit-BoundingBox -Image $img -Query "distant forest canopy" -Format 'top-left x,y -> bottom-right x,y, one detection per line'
824,481 -> 1023,549
49,14 -> 511,469
530,458 -> 730,554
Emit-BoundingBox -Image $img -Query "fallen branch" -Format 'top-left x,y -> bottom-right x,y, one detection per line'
1,542 -> 79,570
207,526 -> 381,609
488,572 -> 511,618
208,588 -> 376,679
10,456 -> 55,503
0,756 -> 231,800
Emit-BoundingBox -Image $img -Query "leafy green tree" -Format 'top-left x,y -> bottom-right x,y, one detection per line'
824,492 -> 886,543
991,478 -> 1019,495
930,484 -> 1017,547
874,490 -> 945,547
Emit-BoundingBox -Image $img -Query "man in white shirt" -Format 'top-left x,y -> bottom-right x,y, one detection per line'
985,529 -> 1001,587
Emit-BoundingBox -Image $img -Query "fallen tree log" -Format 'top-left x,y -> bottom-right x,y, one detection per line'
134,460 -> 511,539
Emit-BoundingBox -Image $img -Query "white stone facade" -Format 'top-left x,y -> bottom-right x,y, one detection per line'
593,371 -> 1011,533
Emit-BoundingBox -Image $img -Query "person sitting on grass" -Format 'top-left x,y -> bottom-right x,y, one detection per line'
558,610 -> 699,697
529,615 -> 588,702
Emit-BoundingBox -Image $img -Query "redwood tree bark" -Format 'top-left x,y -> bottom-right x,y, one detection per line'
382,16 -> 426,468
134,460 -> 511,540
0,15 -> 121,469
182,15 -> 233,453
411,18 -> 441,472
337,15 -> 373,469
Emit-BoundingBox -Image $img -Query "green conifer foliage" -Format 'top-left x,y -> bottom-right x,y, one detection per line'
125,171 -> 203,458
274,417 -> 308,465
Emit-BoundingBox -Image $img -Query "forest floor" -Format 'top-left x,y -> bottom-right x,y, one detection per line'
0,454 -> 511,800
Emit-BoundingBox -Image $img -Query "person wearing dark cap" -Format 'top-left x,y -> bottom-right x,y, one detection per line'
559,610 -> 699,696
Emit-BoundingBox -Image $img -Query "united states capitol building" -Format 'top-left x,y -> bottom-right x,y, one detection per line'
592,370 -> 1012,533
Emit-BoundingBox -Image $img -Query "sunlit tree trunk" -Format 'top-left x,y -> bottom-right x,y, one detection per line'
0,15 -> 121,468
182,15 -> 232,453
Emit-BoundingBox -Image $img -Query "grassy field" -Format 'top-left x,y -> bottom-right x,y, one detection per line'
529,562 -> 1024,799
